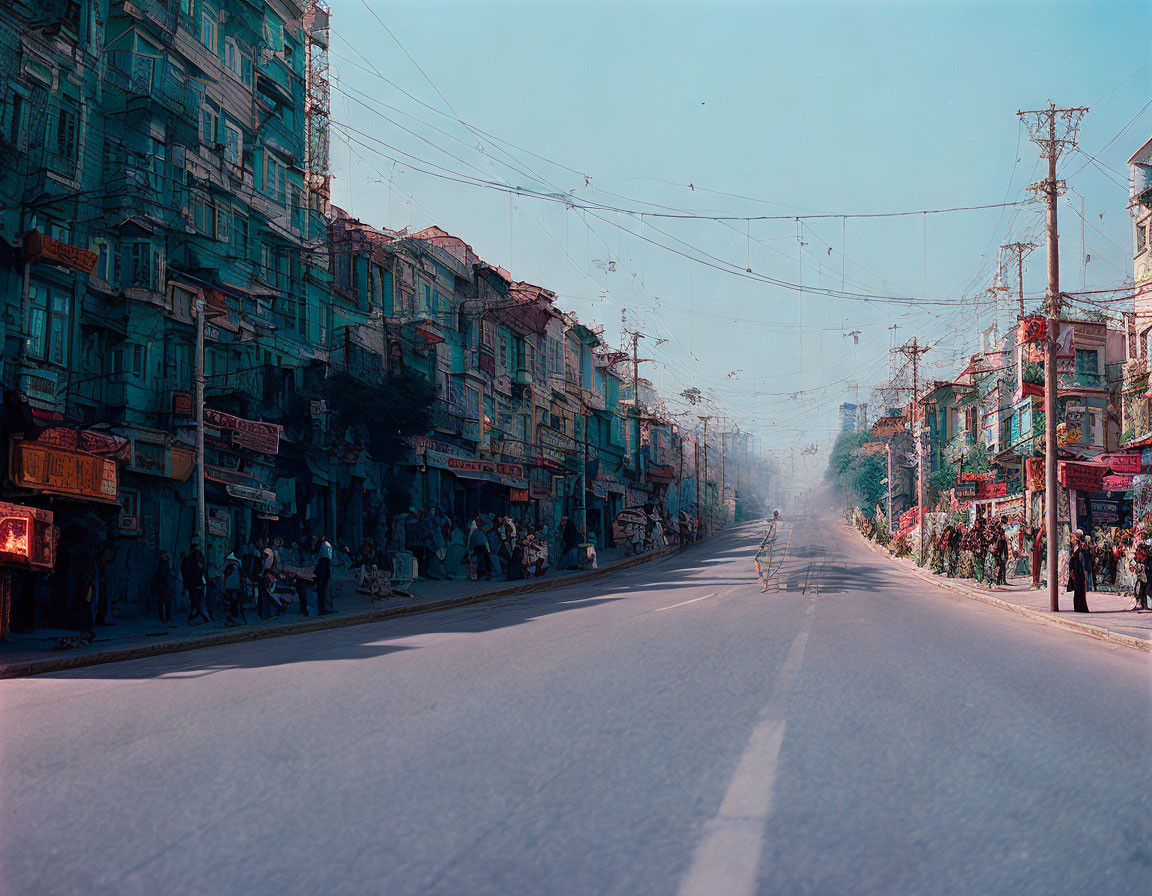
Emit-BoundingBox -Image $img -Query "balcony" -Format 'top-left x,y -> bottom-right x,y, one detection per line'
104,52 -> 200,120
1058,370 -> 1105,390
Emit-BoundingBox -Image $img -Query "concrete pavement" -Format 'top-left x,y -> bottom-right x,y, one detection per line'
1,510 -> 1148,895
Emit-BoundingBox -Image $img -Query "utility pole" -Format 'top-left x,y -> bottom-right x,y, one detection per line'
1003,242 -> 1037,318
1019,102 -> 1088,613
886,441 -> 893,532
719,428 -> 726,530
698,415 -> 712,535
898,338 -> 930,565
194,296 -> 207,550
694,435 -> 701,536
581,404 -> 589,545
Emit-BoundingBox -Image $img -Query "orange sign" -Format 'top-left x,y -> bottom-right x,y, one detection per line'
9,440 -> 118,502
25,230 -> 98,274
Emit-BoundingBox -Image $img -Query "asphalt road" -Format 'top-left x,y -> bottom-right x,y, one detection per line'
2,507 -> 1150,895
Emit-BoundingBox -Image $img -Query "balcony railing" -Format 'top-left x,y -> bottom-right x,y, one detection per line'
1058,370 -> 1105,390
105,52 -> 200,119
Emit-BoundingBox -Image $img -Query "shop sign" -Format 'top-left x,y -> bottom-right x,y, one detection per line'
491,439 -> 525,459
424,449 -> 528,489
648,464 -> 676,484
252,501 -> 281,517
207,507 -> 231,538
529,480 -> 552,500
204,408 -> 281,455
411,436 -> 469,458
226,483 -> 278,504
1102,474 -> 1133,492
172,392 -> 194,417
1025,457 -> 1045,491
538,445 -> 569,468
24,229 -> 98,273
954,482 -> 977,498
10,439 -> 118,502
0,501 -> 55,568
205,464 -> 260,488
1017,314 -> 1047,343
1058,461 -> 1108,491
976,481 -> 1007,499
510,488 -> 530,503
461,419 -> 480,441
959,471 -> 996,482
1105,454 -> 1142,474
1088,500 -> 1120,525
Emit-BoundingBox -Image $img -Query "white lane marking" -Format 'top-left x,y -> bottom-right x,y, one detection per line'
677,597 -> 816,896
656,592 -> 717,612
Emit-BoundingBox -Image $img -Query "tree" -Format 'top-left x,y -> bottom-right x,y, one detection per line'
825,429 -> 886,512
323,369 -> 437,465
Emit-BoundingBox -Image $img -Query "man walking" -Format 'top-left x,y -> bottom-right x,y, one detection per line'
181,540 -> 210,624
315,534 -> 333,615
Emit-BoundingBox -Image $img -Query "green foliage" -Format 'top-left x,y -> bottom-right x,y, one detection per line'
928,463 -> 957,503
1022,362 -> 1044,385
324,369 -> 436,465
1122,427 -> 1135,446
964,442 -> 991,474
824,429 -> 886,512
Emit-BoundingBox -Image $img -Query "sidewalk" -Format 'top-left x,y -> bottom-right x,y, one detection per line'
0,543 -> 675,679
854,527 -> 1152,653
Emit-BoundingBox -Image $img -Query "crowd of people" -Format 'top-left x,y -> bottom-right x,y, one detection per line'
146,504 -> 688,629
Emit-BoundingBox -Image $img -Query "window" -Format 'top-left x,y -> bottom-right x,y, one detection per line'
1075,348 -> 1099,378
56,103 -> 78,162
216,206 -> 229,244
223,121 -> 242,164
240,53 -> 253,86
263,14 -> 284,52
200,104 -> 218,147
192,196 -> 213,237
201,8 -> 216,51
419,281 -> 431,313
290,185 -> 303,231
125,242 -> 164,291
224,37 -> 241,76
94,241 -> 112,282
265,153 -> 286,204
179,0 -> 194,17
1139,221 -> 1149,255
233,212 -> 248,258
26,286 -> 69,367
6,91 -> 26,149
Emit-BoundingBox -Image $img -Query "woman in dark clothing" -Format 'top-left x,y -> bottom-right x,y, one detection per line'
1068,536 -> 1092,613
993,527 -> 1009,586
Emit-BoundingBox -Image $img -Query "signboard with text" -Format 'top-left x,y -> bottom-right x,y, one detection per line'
204,408 -> 281,455
10,440 -> 118,502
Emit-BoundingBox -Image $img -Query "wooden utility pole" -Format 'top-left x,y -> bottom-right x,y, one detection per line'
698,415 -> 712,535
1019,102 -> 1088,613
719,428 -> 727,530
898,338 -> 930,565
1003,241 -> 1037,318
886,441 -> 893,532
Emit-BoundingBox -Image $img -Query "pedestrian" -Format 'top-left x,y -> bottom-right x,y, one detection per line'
1133,544 -> 1148,611
1031,523 -> 1045,589
181,539 -> 210,624
222,553 -> 245,625
993,524 -> 1009,587
506,535 -> 526,582
1081,535 -> 1096,592
468,514 -> 492,580
258,537 -> 276,619
1141,542 -> 1152,611
315,534 -> 333,615
1068,530 -> 1092,613
153,551 -> 174,624
561,515 -> 581,569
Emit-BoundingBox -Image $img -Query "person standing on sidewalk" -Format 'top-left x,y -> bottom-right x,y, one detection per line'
315,535 -> 333,616
153,551 -> 174,624
222,553 -> 245,625
1068,531 -> 1092,613
182,540 -> 210,624
1030,523 -> 1046,589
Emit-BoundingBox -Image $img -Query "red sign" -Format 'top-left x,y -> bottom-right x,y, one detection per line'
1105,454 -> 1142,474
0,501 -> 54,569
1102,474 -> 1134,491
976,481 -> 1008,499
960,471 -> 996,482
1025,457 -> 1045,491
9,440 -> 118,502
510,488 -> 530,503
204,408 -> 281,455
1017,315 -> 1048,343
172,392 -> 193,417
1058,461 -> 1109,492
24,230 -> 98,274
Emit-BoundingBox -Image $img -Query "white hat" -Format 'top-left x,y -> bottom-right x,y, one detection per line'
225,552 -> 239,562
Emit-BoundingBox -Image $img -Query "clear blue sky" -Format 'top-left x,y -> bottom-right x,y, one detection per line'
325,0 -> 1151,483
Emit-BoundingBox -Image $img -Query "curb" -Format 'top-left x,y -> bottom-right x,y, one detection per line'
0,543 -> 688,680
848,524 -> 1150,653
